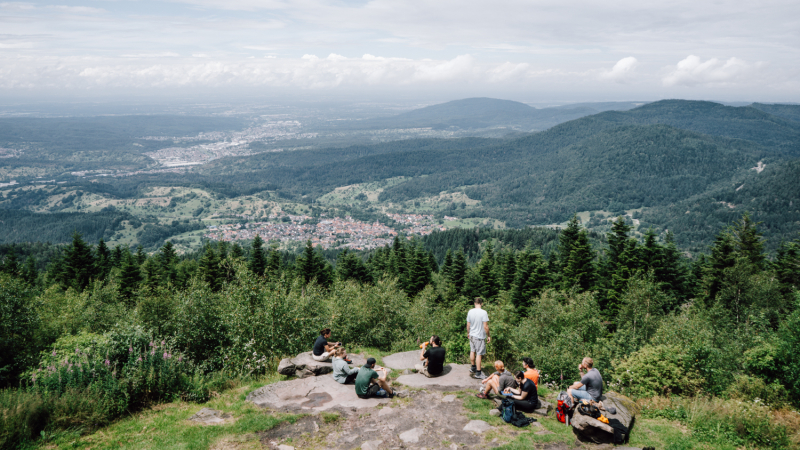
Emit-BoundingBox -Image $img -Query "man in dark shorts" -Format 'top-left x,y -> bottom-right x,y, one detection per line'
355,358 -> 395,398
568,357 -> 603,403
415,335 -> 446,377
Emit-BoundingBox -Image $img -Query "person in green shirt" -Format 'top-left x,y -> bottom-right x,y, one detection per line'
355,358 -> 395,398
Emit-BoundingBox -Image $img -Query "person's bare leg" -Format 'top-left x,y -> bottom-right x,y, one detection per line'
470,350 -> 476,367
567,388 -> 575,403
476,353 -> 483,373
484,378 -> 500,396
376,379 -> 393,395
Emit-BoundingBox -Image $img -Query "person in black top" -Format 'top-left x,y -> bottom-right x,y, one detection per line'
312,328 -> 341,362
414,335 -> 446,377
503,371 -> 539,413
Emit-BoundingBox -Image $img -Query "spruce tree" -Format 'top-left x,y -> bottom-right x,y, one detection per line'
337,250 -> 372,284
511,249 -> 548,310
119,248 -> 142,300
776,239 -> 800,292
451,249 -> 467,294
158,241 -> 178,284
500,250 -> 517,291
95,238 -> 111,279
442,249 -> 454,281
111,245 -> 123,268
478,242 -> 498,299
731,212 -> 765,269
198,244 -> 222,291
21,256 -> 37,286
135,245 -> 146,265
266,247 -> 282,280
2,248 -> 19,276
702,231 -> 737,302
230,243 -> 244,259
249,235 -> 267,276
407,245 -> 432,296
563,230 -> 596,293
558,215 -> 582,270
63,232 -> 95,291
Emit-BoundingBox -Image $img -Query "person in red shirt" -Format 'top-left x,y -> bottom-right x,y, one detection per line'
522,357 -> 540,386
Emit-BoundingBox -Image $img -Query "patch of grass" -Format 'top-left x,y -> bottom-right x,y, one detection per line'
320,412 -> 340,424
42,375 -> 296,450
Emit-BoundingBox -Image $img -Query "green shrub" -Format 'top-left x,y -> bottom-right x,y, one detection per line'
0,275 -> 38,387
0,389 -> 49,448
613,344 -> 704,397
725,374 -> 788,408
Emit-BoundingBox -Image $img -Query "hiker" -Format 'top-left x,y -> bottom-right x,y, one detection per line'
415,335 -> 446,377
332,347 -> 359,384
503,371 -> 540,413
467,297 -> 490,379
567,357 -> 604,403
355,357 -> 395,398
312,328 -> 342,362
522,357 -> 540,387
476,360 -> 517,399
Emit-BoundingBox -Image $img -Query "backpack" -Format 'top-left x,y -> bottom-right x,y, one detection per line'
500,397 -> 516,423
577,400 -> 601,419
556,391 -> 572,424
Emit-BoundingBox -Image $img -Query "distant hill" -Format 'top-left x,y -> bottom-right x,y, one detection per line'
750,103 -> 800,124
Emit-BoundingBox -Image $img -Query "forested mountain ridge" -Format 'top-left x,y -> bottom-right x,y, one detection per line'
750,102 -> 800,124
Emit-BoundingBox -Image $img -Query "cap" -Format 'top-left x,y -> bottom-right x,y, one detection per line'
366,357 -> 377,366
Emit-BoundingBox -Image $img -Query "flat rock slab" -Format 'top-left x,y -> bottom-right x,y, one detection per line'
246,374 -> 388,412
399,427 -> 423,443
277,352 -> 367,378
382,350 -> 421,370
187,408 -> 232,425
463,420 -> 493,434
395,364 -> 480,391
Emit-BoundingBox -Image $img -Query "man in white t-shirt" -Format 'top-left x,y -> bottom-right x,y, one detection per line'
466,297 -> 490,380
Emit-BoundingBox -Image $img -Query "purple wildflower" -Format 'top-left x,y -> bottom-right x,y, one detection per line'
150,349 -> 155,356
137,356 -> 142,362
149,341 -> 154,347
75,348 -> 80,354
104,359 -> 110,366
129,347 -> 133,353
52,350 -> 57,357
161,340 -> 165,346
178,356 -> 183,362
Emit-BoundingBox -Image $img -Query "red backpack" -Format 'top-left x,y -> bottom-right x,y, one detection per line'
556,391 -> 572,424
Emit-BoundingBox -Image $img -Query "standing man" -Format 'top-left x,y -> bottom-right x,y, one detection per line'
415,335 -> 446,377
466,297 -> 490,380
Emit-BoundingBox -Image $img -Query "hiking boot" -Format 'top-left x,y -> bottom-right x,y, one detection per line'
343,358 -> 353,364
469,366 -> 477,374
473,371 -> 487,380
475,393 -> 488,399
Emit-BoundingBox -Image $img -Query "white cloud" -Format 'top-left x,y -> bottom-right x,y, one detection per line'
487,62 -> 531,83
600,56 -> 638,83
662,55 -> 754,87
120,52 -> 181,58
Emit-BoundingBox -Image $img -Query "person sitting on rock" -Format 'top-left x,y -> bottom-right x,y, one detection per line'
355,357 -> 395,398
415,335 -> 446,377
567,357 -> 603,403
332,347 -> 359,384
476,360 -> 517,399
522,357 -> 540,387
504,370 -> 540,413
312,328 -> 343,362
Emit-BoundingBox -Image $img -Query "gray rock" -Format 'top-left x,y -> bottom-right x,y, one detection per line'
442,394 -> 456,402
277,358 -> 295,376
246,375 -> 389,412
395,364 -> 479,391
533,398 -> 552,416
383,351 -> 421,370
187,408 -> 231,425
277,446 -> 295,450
489,409 -> 501,417
378,407 -> 394,417
361,440 -> 383,450
399,427 -> 423,443
296,368 -> 315,379
463,420 -> 493,434
571,392 -> 638,444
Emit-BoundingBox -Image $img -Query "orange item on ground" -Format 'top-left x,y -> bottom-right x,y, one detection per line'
524,368 -> 540,386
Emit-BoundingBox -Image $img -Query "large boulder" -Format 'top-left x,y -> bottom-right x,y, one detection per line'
394,364 -> 480,391
247,375 -> 389,412
382,350 -> 421,370
277,352 -> 367,378
571,392 -> 638,444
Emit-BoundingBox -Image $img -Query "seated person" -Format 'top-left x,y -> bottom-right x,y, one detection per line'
567,357 -> 603,403
312,328 -> 343,362
476,360 -> 518,399
504,371 -> 540,413
332,347 -> 359,384
522,357 -> 540,386
414,335 -> 446,378
355,357 -> 395,398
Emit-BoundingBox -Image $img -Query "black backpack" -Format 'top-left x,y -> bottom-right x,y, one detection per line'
577,401 -> 601,419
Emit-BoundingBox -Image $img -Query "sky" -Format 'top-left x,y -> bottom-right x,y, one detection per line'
1,0 -> 799,104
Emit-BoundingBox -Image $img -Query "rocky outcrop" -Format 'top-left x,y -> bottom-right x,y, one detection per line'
571,392 -> 638,444
277,352 -> 366,377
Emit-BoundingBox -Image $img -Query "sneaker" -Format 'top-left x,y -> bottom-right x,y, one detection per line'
470,366 -> 477,374
473,372 -> 488,380
344,358 -> 353,364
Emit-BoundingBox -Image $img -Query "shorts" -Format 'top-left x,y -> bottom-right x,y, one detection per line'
341,372 -> 358,384
570,385 -> 594,402
357,383 -> 387,398
469,336 -> 486,356
414,363 -> 441,378
311,351 -> 331,361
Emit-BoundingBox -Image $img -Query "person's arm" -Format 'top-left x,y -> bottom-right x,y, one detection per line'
569,381 -> 584,389
466,321 -> 470,337
483,321 -> 491,343
420,348 -> 428,361
377,368 -> 387,381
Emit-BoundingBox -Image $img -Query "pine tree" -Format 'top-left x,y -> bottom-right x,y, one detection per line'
511,248 -> 548,310
407,245 -> 432,296
731,212 -> 766,269
451,249 -> 467,294
21,256 -> 37,286
657,231 -> 689,310
198,244 -> 223,291
158,241 -> 178,284
95,239 -> 111,279
337,249 -> 373,284
119,248 -> 142,300
558,215 -> 582,270
141,257 -> 161,291
111,245 -> 123,268
135,245 -> 146,265
776,239 -> 800,292
266,247 -> 282,280
249,235 -> 267,276
296,240 -> 332,287
563,230 -> 596,293
500,250 -> 517,291
2,248 -> 20,276
702,231 -> 737,302
391,237 -> 409,291
478,242 -> 498,299
442,249 -> 454,281
63,232 -> 95,291
230,243 -> 244,259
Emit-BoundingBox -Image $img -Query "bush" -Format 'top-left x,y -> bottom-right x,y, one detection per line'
613,344 -> 704,397
725,374 -> 788,408
0,275 -> 38,387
